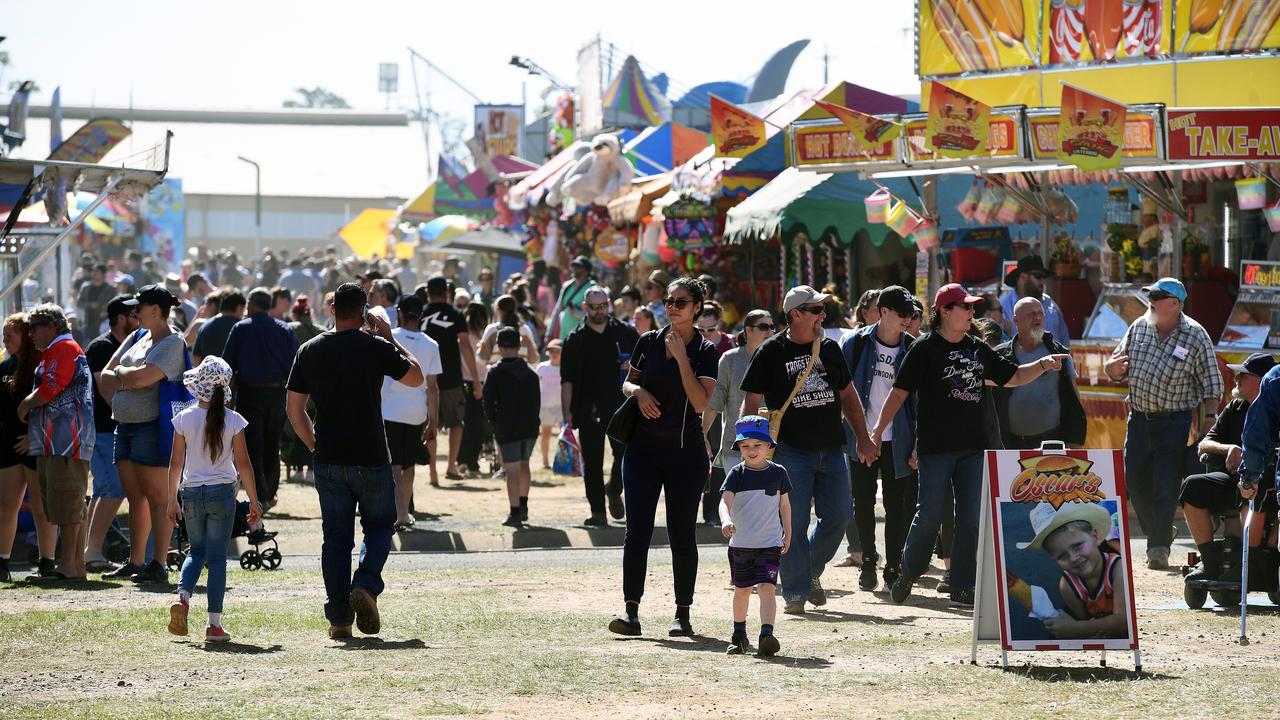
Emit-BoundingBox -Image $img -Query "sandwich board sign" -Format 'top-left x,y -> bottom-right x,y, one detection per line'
971,444 -> 1141,670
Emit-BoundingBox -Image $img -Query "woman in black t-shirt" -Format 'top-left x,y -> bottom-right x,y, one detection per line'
870,284 -> 1067,607
608,277 -> 719,638
0,314 -> 57,580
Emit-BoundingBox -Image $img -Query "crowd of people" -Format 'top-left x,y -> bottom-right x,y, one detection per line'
0,241 -> 1272,656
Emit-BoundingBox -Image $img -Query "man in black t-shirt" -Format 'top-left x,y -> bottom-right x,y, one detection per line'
84,294 -> 138,572
192,291 -> 246,364
77,264 -> 114,337
422,274 -> 482,480
286,283 -> 423,639
560,286 -> 639,525
740,285 -> 876,616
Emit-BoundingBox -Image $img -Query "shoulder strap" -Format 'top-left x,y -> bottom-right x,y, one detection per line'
777,337 -> 821,417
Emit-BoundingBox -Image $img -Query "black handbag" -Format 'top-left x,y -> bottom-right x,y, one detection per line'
606,395 -> 640,445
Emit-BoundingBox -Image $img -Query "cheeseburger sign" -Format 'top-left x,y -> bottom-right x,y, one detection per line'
1167,108 -> 1280,162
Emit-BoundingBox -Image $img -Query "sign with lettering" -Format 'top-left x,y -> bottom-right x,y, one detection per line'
792,123 -> 896,166
927,82 -> 991,159
1028,112 -> 1159,161
905,114 -> 1020,163
1167,108 -> 1280,161
975,448 -> 1139,655
474,104 -> 523,159
1241,260 -> 1280,290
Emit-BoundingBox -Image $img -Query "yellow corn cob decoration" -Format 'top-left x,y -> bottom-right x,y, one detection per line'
1217,0 -> 1252,50
1243,0 -> 1280,49
950,0 -> 1003,68
931,0 -> 981,70
1181,0 -> 1227,51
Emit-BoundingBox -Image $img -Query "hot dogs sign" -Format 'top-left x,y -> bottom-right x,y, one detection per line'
918,1 -> 1280,77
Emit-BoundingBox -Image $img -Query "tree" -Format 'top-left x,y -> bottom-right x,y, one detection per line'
282,87 -> 350,109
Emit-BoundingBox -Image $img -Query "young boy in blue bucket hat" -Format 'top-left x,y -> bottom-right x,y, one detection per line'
719,415 -> 792,656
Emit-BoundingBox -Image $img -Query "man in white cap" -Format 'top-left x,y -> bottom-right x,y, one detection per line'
740,285 -> 876,615
1104,277 -> 1223,569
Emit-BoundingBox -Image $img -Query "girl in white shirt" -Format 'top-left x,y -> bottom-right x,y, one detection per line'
165,356 -> 260,643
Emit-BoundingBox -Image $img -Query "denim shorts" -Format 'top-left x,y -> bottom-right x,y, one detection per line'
114,420 -> 167,468
91,431 -> 125,498
499,438 -> 536,463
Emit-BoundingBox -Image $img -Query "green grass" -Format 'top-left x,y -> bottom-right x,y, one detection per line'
2,563 -> 1278,719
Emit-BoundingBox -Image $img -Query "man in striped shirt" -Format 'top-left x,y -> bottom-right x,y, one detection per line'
1105,278 -> 1224,569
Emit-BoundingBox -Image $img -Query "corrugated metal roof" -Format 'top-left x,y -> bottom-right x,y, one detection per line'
7,109 -> 428,200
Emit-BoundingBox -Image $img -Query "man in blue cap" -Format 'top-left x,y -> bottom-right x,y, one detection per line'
1104,277 -> 1223,569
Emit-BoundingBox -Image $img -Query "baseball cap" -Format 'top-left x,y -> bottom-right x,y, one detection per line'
1142,277 -> 1187,302
1227,352 -> 1278,377
357,269 -> 384,281
876,285 -> 914,316
933,283 -> 982,308
496,326 -> 522,348
570,255 -> 592,269
123,284 -> 177,310
733,415 -> 776,449
782,285 -> 831,314
397,294 -> 425,318
106,294 -> 135,322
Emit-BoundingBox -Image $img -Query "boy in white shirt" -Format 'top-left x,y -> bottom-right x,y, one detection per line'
535,340 -> 563,468
380,296 -> 443,529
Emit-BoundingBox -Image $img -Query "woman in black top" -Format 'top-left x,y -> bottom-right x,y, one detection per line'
0,313 -> 58,580
871,284 -> 1067,607
609,277 -> 719,638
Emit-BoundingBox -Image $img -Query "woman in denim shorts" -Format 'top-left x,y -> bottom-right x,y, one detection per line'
100,285 -> 189,584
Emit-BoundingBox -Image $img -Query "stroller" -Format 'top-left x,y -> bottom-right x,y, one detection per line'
168,500 -> 282,572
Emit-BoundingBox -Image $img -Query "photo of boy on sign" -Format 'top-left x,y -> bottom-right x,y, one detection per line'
1000,499 -> 1129,641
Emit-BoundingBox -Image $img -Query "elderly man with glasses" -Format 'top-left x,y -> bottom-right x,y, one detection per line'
1105,277 -> 1223,569
740,286 -> 877,615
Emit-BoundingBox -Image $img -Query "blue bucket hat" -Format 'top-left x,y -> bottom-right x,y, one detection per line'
733,415 -> 775,449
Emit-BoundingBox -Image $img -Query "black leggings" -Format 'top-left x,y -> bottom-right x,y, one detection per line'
621,435 -> 708,607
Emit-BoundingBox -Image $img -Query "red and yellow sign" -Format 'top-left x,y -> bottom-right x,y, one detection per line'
1028,110 -> 1156,160
1167,108 -> 1280,161
48,118 -> 131,164
813,100 -> 901,145
906,114 -> 1018,162
927,82 -> 991,158
710,95 -> 767,159
1240,261 -> 1280,290
1011,455 -> 1106,509
793,124 -> 896,166
1057,84 -> 1127,170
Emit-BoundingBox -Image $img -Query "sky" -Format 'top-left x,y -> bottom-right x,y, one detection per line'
4,0 -> 920,126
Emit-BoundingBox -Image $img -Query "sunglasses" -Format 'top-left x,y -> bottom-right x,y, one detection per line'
795,305 -> 826,315
751,323 -> 776,331
1146,291 -> 1175,301
663,297 -> 696,309
695,326 -> 719,334
945,302 -> 975,311
586,303 -> 608,311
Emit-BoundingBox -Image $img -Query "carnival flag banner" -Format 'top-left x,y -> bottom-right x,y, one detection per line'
48,118 -> 131,164
710,95 -> 767,159
814,100 -> 901,146
1058,84 -> 1127,171
973,447 -> 1140,665
926,82 -> 990,158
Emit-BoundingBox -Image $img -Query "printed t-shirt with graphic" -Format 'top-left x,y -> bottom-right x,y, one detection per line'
720,461 -> 791,548
894,331 -> 1018,454
866,338 -> 900,442
30,334 -> 95,460
172,406 -> 248,487
380,327 -> 443,426
422,302 -> 466,390
739,334 -> 852,451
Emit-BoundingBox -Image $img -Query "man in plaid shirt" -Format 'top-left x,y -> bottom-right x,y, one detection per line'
1104,278 -> 1224,569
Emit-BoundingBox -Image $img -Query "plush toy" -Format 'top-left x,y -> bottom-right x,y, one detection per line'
552,134 -> 635,207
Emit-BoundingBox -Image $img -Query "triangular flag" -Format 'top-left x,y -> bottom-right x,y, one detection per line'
926,82 -> 990,159
710,95 -> 767,158
813,99 -> 901,146
1057,84 -> 1127,171
400,182 -> 437,223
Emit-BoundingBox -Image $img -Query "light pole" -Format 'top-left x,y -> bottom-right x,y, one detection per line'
236,155 -> 262,262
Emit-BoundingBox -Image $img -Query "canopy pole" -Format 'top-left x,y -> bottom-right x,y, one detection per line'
0,174 -> 124,305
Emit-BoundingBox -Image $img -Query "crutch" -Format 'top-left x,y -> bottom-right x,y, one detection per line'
1239,497 -> 1255,646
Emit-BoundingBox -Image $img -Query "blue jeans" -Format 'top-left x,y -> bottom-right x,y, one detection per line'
771,443 -> 851,600
900,450 -> 983,593
1124,410 -> 1192,550
314,463 -> 396,626
91,431 -> 124,498
178,482 -> 237,613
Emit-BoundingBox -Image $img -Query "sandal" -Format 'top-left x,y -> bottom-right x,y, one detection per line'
445,471 -> 464,481
85,560 -> 118,574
